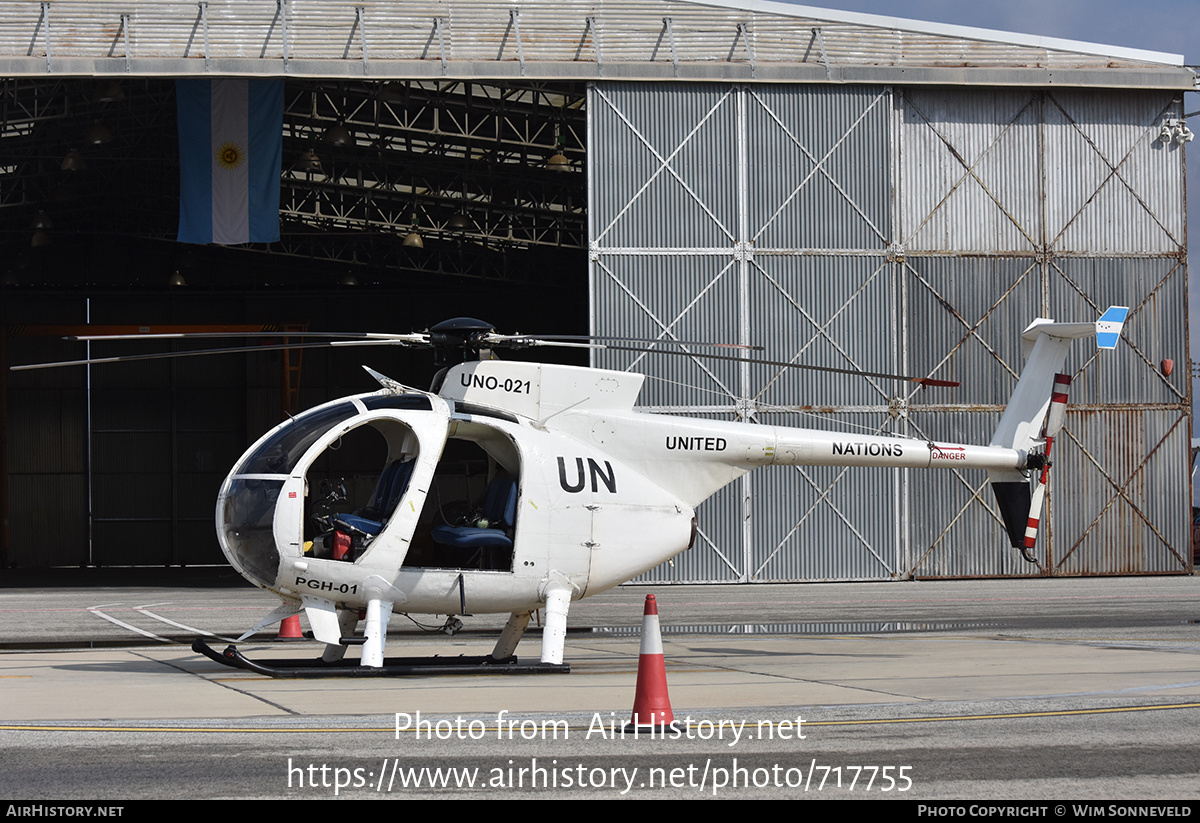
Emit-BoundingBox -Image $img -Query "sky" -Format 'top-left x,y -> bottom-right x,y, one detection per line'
786,0 -> 1197,62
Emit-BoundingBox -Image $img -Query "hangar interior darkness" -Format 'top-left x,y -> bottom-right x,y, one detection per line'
2,77 -> 587,287
0,77 -> 590,567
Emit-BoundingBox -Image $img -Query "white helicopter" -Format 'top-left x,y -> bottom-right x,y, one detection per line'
16,308 -> 1127,676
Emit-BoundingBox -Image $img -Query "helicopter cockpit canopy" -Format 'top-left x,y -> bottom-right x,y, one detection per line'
216,393 -> 448,589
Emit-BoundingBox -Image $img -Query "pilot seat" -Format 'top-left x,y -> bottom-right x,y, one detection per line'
332,458 -> 416,558
430,472 -> 517,570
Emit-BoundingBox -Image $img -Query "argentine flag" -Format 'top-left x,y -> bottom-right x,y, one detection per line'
177,79 -> 283,245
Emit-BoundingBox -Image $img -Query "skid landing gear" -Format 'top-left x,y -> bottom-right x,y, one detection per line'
192,639 -> 570,679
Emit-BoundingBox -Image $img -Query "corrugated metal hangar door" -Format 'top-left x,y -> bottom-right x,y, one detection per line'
588,82 -> 1190,582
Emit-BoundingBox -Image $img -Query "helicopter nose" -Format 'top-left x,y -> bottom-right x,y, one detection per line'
217,477 -> 283,588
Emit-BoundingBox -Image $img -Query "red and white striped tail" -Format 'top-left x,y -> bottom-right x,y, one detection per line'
1023,483 -> 1047,551
1020,373 -> 1071,562
1044,373 -> 1071,440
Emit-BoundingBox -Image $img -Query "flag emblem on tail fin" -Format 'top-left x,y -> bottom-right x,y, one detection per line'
1095,306 -> 1129,350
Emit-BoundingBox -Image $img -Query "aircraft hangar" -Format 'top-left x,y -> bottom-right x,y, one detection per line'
0,1 -> 1193,582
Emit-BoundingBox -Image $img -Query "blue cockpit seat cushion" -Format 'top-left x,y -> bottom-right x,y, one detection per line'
482,473 -> 518,528
430,524 -> 514,551
431,473 -> 518,550
336,513 -> 383,537
359,459 -> 415,521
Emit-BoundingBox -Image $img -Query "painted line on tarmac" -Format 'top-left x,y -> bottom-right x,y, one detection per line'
3,701 -> 1199,734
88,604 -> 171,642
802,702 -> 1200,727
134,603 -> 236,642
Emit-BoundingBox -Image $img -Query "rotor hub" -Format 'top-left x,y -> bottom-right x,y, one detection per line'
428,317 -> 497,363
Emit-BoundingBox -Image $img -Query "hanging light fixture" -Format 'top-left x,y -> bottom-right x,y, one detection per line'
403,214 -> 424,249
295,149 -> 324,174
547,134 -> 570,171
61,149 -> 86,172
378,82 -> 407,103
85,120 -> 113,146
323,121 -> 353,147
448,163 -> 473,232
31,211 -> 51,247
92,80 -> 125,103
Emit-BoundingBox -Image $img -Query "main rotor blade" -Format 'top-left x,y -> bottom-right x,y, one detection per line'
63,328 -> 759,351
597,345 -> 960,387
10,339 -> 418,371
67,331 -> 428,343
489,334 -> 764,351
14,328 -> 955,386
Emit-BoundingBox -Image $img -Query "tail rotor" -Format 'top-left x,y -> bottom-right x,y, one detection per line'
1018,373 -> 1071,564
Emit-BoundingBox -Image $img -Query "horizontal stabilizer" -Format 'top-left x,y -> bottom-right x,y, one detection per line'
994,306 -> 1127,455
1095,306 -> 1128,350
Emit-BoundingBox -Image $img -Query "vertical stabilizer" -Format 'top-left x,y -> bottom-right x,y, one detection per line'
989,306 -> 1127,455
988,307 -> 1126,561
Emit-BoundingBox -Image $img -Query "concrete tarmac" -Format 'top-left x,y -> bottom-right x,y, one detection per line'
2,572 -> 1199,799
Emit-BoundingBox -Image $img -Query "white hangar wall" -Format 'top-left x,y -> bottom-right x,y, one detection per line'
588,82 -> 1191,581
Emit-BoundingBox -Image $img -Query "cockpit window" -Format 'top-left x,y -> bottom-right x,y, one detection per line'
238,402 -> 358,475
221,478 -> 284,587
360,395 -> 432,412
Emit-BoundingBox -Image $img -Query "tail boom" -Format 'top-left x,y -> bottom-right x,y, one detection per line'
766,430 -> 1026,472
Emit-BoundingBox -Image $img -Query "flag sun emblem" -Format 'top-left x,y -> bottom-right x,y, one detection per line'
216,141 -> 245,170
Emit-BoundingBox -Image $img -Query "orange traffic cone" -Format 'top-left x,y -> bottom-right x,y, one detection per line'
277,613 -> 304,641
626,594 -> 674,732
